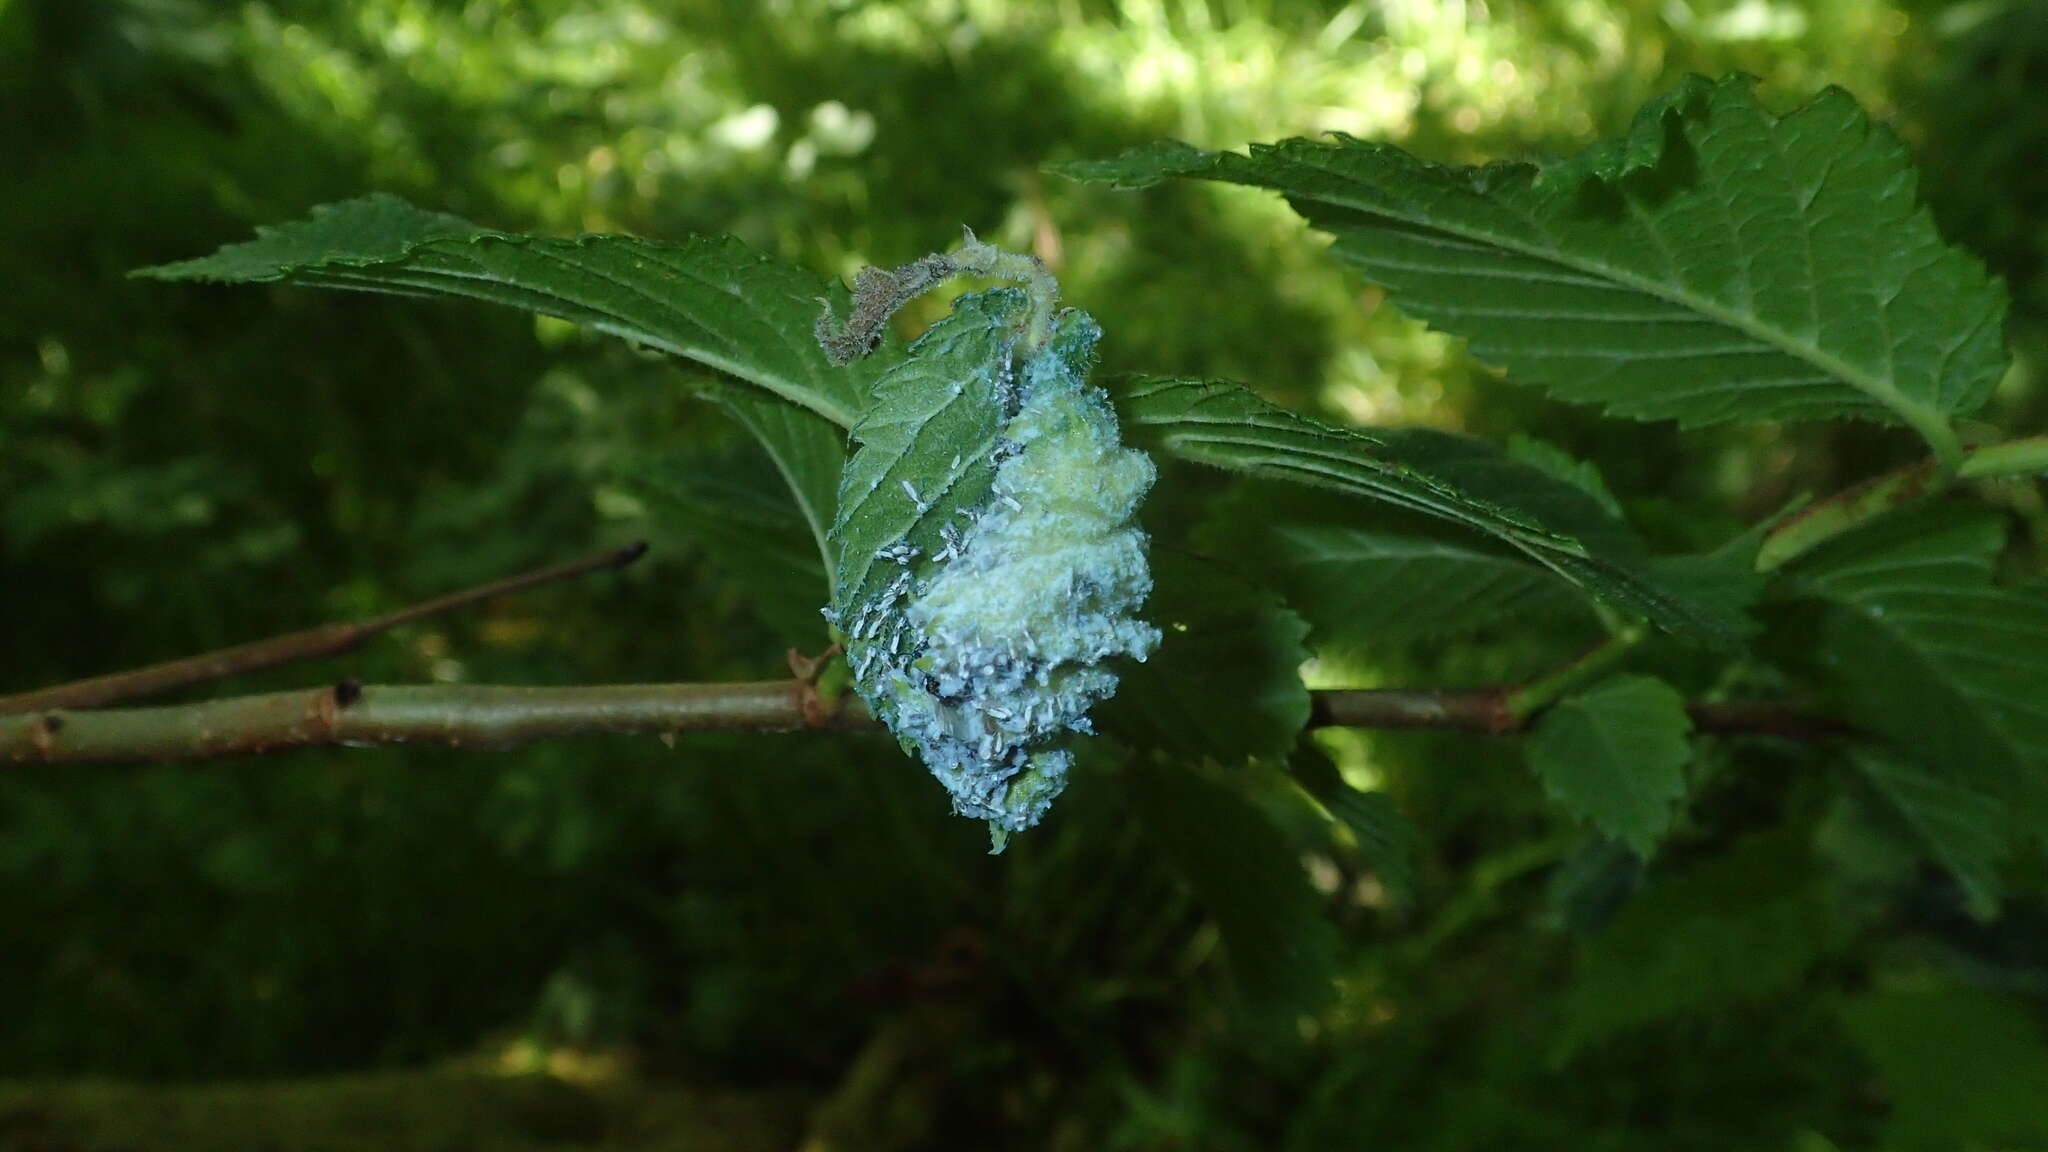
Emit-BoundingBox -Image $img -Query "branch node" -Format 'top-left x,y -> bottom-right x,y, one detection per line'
332,679 -> 363,709
1480,695 -> 1519,735
31,714 -> 63,757
310,683 -> 351,732
787,645 -> 846,728
797,685 -> 827,728
786,644 -> 842,685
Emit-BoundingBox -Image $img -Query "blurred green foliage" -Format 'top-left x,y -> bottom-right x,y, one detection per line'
4,0 -> 2047,1148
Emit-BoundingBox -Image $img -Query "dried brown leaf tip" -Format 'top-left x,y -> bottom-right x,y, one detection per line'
814,253 -> 958,365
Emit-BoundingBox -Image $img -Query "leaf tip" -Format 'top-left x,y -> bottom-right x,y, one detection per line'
1046,140 -> 1218,190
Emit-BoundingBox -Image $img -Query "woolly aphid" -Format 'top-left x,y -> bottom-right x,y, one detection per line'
820,234 -> 1159,850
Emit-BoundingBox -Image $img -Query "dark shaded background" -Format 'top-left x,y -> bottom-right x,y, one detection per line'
3,1 -> 2046,1148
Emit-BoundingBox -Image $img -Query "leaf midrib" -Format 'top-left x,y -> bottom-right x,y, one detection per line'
832,400 -> 1003,610
1266,148 -> 1959,455
302,239 -> 863,430
1122,387 -> 1575,549
1837,591 -> 2036,771
1160,432 -> 1579,558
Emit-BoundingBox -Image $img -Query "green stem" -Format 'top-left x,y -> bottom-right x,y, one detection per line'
951,229 -> 1061,351
1958,435 -> 2048,481
1755,458 -> 1943,571
1757,434 -> 2048,571
1502,626 -> 1647,722
0,681 -> 867,765
1902,404 -> 1966,483
1402,833 -> 1579,962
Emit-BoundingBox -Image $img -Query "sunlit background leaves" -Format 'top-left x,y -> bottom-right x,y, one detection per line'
3,0 -> 2046,1148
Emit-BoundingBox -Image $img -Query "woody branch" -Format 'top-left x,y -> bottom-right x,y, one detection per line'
1,680 -> 1847,765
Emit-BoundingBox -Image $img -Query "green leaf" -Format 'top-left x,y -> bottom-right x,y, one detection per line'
138,194 -> 880,428
705,384 -> 847,575
1505,435 -> 1625,521
1131,759 -> 1338,1022
1116,375 -> 1738,643
1098,551 -> 1311,764
1848,745 -> 2008,919
144,192 -> 485,272
1066,76 -> 2008,460
1369,426 -> 1641,560
1118,376 -> 1570,551
1050,139 -> 1217,191
1789,505 -> 2048,836
1374,427 -> 1771,641
1842,987 -> 2048,1150
1642,523 -> 1773,642
622,441 -> 829,642
1323,786 -> 1419,901
1532,73 -> 1710,188
1289,743 -> 1420,900
1558,831 -> 1842,1058
1526,675 -> 1694,857
1268,524 -> 1586,644
825,288 -> 1019,623
1544,837 -> 1643,936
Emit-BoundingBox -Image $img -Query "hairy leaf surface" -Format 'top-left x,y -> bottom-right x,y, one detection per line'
138,194 -> 880,428
826,289 -> 1018,625
1065,76 -> 2008,454
1527,675 -> 1694,856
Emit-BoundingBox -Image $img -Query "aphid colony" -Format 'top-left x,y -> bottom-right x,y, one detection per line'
825,294 -> 1158,849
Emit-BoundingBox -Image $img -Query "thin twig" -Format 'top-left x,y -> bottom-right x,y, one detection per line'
1684,699 -> 1855,740
1310,689 -> 1851,740
1,682 -> 1849,766
1501,625 -> 1647,723
1308,688 -> 1516,734
0,541 -> 650,715
0,680 -> 866,764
